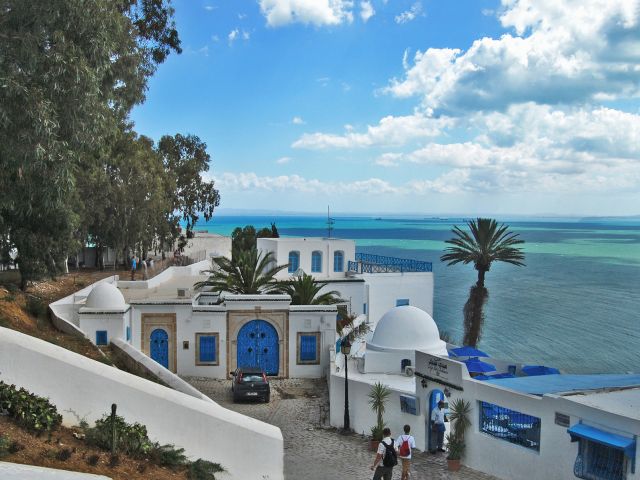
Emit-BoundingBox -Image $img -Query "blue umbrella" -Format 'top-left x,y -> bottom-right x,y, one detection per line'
449,346 -> 490,358
522,365 -> 560,376
463,358 -> 497,373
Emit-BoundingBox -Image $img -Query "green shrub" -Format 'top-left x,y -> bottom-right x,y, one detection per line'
56,448 -> 72,461
148,443 -> 187,468
86,414 -> 152,457
26,296 -> 47,319
188,459 -> 225,480
87,454 -> 100,466
8,441 -> 24,454
108,454 -> 120,468
0,382 -> 62,434
3,293 -> 15,302
0,435 -> 10,458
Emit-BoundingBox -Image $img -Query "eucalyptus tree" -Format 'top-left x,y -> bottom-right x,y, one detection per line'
0,0 -> 181,287
195,249 -> 288,295
441,218 -> 525,347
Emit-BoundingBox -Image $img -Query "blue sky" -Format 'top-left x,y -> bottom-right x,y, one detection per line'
131,0 -> 640,216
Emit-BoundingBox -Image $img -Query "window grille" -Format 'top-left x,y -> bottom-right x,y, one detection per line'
298,333 -> 320,364
574,440 -> 627,480
334,251 -> 344,272
196,333 -> 219,365
288,251 -> 300,273
96,330 -> 108,346
479,401 -> 541,451
311,251 -> 322,272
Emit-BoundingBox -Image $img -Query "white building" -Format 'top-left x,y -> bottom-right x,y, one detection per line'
329,306 -> 640,480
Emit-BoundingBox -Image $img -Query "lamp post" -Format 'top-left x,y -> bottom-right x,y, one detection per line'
341,337 -> 351,431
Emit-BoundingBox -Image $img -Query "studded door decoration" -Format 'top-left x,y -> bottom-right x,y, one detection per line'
150,328 -> 169,369
237,320 -> 279,375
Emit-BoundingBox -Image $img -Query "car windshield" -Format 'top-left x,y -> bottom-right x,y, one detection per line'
241,374 -> 264,382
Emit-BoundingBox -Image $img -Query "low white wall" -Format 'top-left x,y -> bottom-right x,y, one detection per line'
0,327 -> 284,480
118,260 -> 210,290
49,276 -> 119,327
0,461 -> 112,479
363,272 -> 434,323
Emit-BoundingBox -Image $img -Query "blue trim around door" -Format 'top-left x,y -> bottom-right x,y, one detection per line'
427,388 -> 445,452
150,328 -> 169,369
237,320 -> 279,375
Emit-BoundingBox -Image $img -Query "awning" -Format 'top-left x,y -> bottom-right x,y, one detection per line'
568,423 -> 636,458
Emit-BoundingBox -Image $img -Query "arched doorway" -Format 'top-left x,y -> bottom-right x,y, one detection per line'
427,388 -> 446,452
237,320 -> 279,375
150,328 -> 169,368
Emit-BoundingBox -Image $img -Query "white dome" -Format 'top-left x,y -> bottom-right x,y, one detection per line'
368,306 -> 446,353
85,283 -> 127,310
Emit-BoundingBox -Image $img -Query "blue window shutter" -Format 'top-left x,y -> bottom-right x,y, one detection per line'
363,303 -> 367,314
288,251 -> 299,273
126,326 -> 131,341
312,251 -> 322,272
300,335 -> 317,362
396,299 -> 410,306
96,330 -> 108,346
334,251 -> 344,272
199,335 -> 216,362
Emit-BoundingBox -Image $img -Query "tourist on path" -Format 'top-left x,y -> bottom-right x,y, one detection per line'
370,427 -> 397,480
130,256 -> 137,281
395,424 -> 416,480
430,400 -> 447,453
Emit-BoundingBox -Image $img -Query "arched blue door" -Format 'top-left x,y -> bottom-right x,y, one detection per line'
237,320 -> 279,375
427,389 -> 445,452
150,328 -> 169,368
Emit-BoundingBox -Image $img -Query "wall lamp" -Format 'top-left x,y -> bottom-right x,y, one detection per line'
420,378 -> 428,389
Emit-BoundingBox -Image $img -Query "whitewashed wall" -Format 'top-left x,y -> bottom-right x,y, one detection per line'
321,279 -> 366,317
178,308 -> 228,377
0,327 -> 284,480
79,311 -> 127,346
258,237 -> 356,280
363,272 -> 434,323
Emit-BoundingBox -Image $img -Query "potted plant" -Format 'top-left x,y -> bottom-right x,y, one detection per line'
446,398 -> 471,471
368,382 -> 391,451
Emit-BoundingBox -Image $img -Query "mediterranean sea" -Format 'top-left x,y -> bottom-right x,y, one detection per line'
195,215 -> 640,374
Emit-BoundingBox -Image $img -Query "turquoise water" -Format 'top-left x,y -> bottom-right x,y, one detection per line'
196,215 -> 640,374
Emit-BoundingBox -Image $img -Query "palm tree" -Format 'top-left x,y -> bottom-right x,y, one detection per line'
368,382 -> 391,440
194,248 -> 287,294
441,218 -> 525,346
275,272 -> 344,305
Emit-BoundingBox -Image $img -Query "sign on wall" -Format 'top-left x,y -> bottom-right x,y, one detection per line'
415,351 -> 464,391
400,395 -> 419,415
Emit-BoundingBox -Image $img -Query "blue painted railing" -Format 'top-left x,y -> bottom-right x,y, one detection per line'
347,253 -> 432,273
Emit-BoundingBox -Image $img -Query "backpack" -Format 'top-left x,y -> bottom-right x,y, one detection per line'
382,439 -> 398,467
399,436 -> 411,457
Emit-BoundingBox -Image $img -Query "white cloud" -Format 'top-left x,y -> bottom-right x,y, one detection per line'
212,35 -> 220,42
395,2 -> 423,24
276,156 -> 292,164
360,1 -> 375,22
292,116 -> 306,125
316,77 -> 330,87
204,5 -> 216,11
375,153 -> 402,167
242,30 -> 251,40
238,13 -> 247,20
228,29 -> 239,44
292,113 -> 452,149
386,0 -> 640,113
258,0 -> 355,27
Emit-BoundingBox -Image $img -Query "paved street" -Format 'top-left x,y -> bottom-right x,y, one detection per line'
185,377 -> 499,480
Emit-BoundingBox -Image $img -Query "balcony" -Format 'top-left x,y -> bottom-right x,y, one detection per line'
347,253 -> 432,274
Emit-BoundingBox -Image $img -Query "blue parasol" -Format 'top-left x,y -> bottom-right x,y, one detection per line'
522,365 -> 560,376
463,358 -> 497,373
449,346 -> 490,358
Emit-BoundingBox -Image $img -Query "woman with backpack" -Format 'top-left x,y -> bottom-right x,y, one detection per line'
370,427 -> 398,480
395,424 -> 417,480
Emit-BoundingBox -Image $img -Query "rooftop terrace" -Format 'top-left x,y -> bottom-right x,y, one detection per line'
348,253 -> 432,274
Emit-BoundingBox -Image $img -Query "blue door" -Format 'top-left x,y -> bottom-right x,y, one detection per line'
237,320 -> 279,375
150,328 -> 169,368
427,389 -> 445,451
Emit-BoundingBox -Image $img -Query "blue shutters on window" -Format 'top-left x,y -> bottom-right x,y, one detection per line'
126,326 -> 131,341
363,303 -> 368,314
96,330 -> 108,346
299,334 -> 318,363
396,299 -> 410,306
288,251 -> 300,273
334,251 -> 344,272
311,251 -> 322,272
199,335 -> 217,363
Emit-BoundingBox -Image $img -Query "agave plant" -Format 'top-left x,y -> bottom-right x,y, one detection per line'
194,248 -> 287,294
275,272 -> 344,305
368,382 -> 391,435
446,398 -> 472,461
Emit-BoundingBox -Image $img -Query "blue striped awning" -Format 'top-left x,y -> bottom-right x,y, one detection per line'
568,424 -> 636,458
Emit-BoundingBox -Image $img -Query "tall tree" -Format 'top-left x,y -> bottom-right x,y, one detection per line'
0,0 -> 181,287
195,249 -> 287,295
276,273 -> 344,305
440,218 -> 525,346
157,134 -> 220,237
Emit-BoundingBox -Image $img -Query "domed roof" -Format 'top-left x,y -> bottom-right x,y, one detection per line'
368,306 -> 446,354
85,282 -> 127,310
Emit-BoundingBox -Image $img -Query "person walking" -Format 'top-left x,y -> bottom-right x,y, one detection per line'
130,256 -> 137,281
395,424 -> 416,480
430,400 -> 447,453
370,427 -> 397,480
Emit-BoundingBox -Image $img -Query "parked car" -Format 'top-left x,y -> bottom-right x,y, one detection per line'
231,367 -> 270,403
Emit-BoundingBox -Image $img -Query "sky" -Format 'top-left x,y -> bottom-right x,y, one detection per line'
130,0 -> 640,216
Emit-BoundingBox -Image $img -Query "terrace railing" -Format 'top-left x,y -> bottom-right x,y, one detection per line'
347,253 -> 432,274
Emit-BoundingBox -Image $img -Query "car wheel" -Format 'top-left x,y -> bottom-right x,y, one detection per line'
264,393 -> 270,403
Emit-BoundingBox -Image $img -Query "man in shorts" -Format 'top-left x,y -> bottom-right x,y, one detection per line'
370,427 -> 397,480
395,424 -> 416,480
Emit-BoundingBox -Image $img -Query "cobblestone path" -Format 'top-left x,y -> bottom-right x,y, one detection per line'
185,377 -> 499,480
